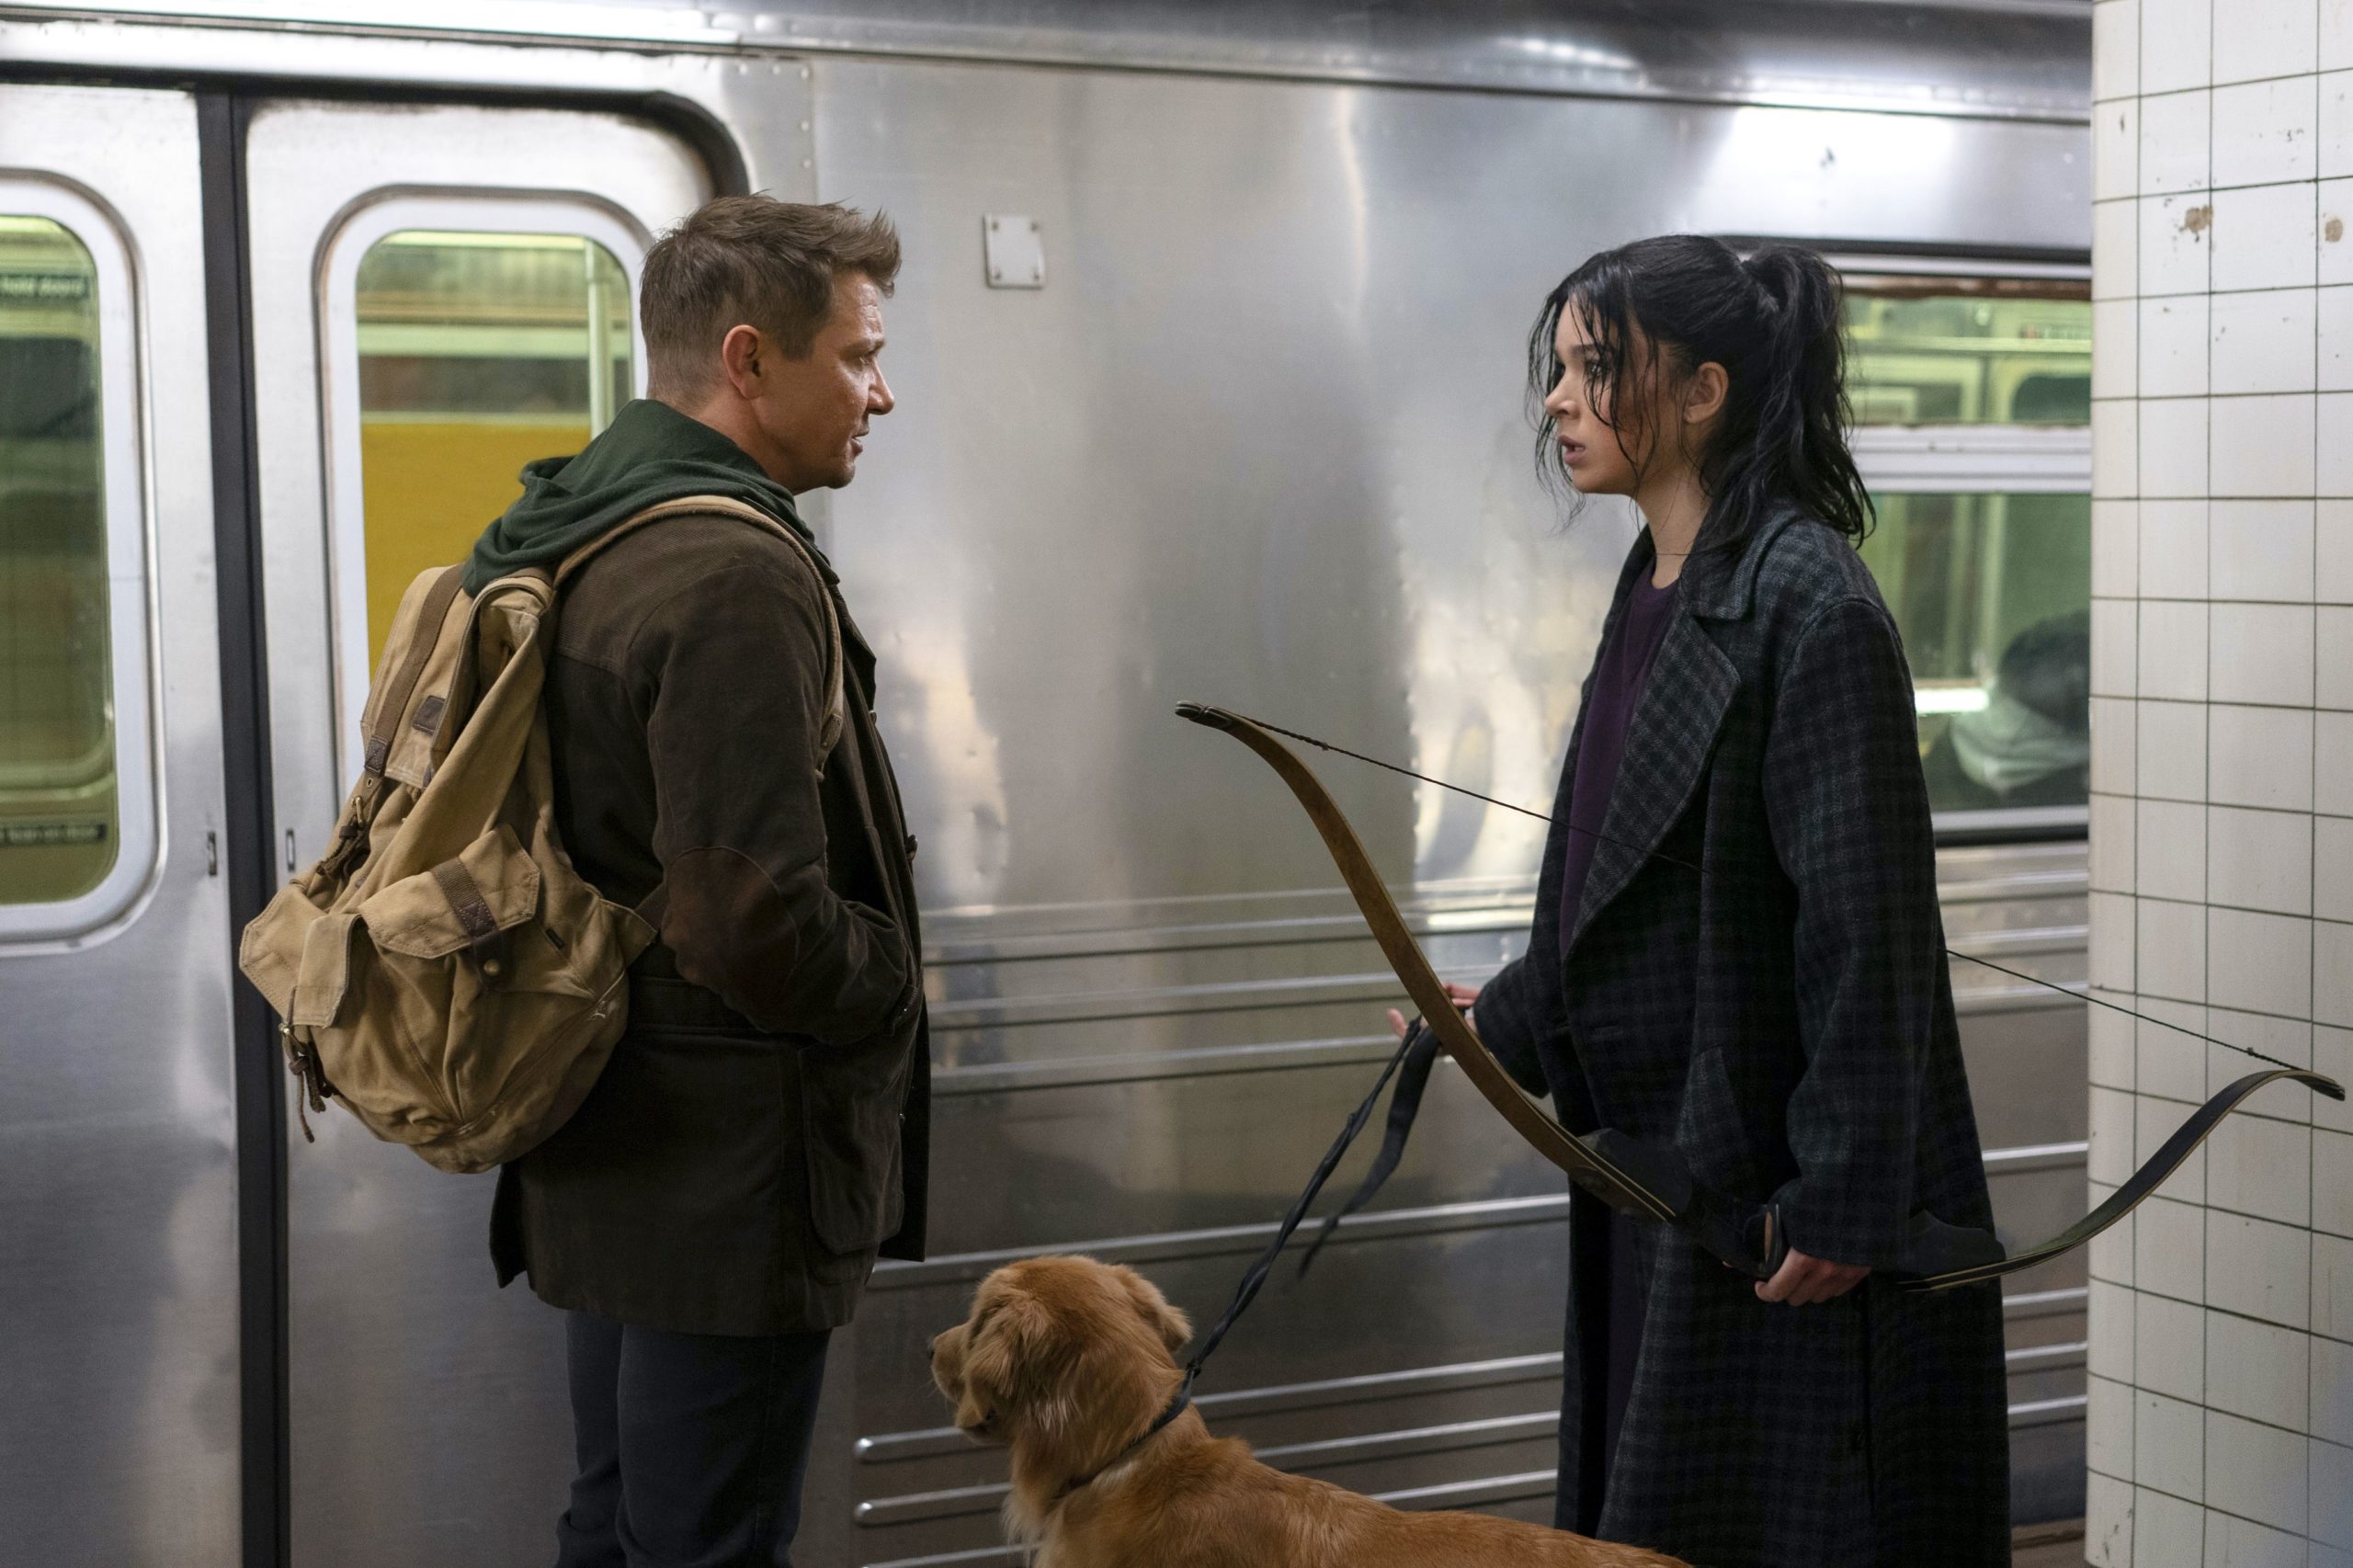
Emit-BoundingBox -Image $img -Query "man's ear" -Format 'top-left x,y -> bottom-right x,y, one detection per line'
958,1291 -> 1061,1432
1111,1265 -> 1191,1355
718,323 -> 766,397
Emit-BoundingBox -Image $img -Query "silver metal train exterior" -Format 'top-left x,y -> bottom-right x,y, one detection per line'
0,4 -> 2095,1563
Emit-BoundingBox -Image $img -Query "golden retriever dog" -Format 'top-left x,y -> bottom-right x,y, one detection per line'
931,1255 -> 1687,1568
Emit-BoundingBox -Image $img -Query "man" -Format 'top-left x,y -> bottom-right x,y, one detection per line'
475,196 -> 926,1568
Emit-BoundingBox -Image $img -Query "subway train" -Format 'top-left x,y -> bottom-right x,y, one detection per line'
0,3 -> 2097,1564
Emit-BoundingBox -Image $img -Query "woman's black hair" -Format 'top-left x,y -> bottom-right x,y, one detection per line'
1526,234 -> 1873,550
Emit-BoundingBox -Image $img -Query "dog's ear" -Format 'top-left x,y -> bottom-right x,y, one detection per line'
959,1289 -> 1063,1433
1110,1265 -> 1191,1354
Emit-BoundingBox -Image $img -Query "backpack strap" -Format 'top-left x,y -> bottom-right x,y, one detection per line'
361,563 -> 467,780
549,495 -> 847,757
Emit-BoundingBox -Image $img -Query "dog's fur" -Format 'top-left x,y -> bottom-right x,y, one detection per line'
931,1255 -> 1687,1568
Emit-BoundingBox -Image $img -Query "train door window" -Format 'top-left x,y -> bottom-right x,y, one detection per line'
1843,275 -> 2093,834
0,187 -> 156,939
321,199 -> 645,777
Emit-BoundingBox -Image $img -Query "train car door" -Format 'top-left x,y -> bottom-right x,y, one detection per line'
0,84 -> 241,1567
239,101 -> 709,1566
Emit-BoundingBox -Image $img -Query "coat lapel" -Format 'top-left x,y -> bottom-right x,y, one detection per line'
1568,603 -> 1738,950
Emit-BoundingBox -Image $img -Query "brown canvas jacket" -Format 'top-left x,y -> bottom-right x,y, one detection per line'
490,510 -> 929,1336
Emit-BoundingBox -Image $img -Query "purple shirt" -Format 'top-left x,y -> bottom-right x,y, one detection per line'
1558,569 -> 1682,955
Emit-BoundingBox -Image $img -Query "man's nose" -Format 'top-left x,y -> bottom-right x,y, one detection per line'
870,368 -> 895,416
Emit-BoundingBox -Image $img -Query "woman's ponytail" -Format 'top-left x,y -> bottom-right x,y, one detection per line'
1529,235 -> 1874,551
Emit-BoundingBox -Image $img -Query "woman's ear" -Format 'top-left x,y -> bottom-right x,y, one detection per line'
1112,1265 -> 1193,1354
1683,360 -> 1730,429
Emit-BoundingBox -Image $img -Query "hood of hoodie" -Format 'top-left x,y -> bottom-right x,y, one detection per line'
460,397 -> 817,596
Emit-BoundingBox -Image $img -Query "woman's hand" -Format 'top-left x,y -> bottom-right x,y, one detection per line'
1387,982 -> 1479,1040
1756,1247 -> 1869,1305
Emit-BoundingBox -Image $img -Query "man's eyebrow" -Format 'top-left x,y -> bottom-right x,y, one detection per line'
847,334 -> 886,354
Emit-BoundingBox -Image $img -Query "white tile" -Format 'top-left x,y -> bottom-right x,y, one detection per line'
2150,296 -> 2217,397
2099,500 -> 2143,597
2089,1471 -> 2136,1567
2143,1289 -> 2211,1399
2148,91 -> 2218,196
2322,1545 -> 2353,1568
2211,604 -> 2317,706
2146,0 -> 2217,92
2145,599 -> 2214,699
2143,699 -> 2211,800
2214,0 -> 2320,84
2143,1390 -> 2209,1498
2208,1101 -> 2315,1224
2325,393 -> 2353,494
2318,1025 -> 2353,1132
2142,1190 -> 2211,1290
2320,605 -> 2353,704
2100,397 -> 2145,499
2320,817 -> 2353,920
2334,70 -> 2353,177
2211,1312 -> 2312,1428
2207,1408 -> 2307,1530
2316,1332 -> 2353,1444
2319,711 -> 2353,812
2100,600 -> 2143,699
2144,898 -> 2213,1004
2145,996 -> 2215,1102
2148,191 -> 2219,296
2216,290 -> 2321,396
2143,1487 -> 2209,1568
2214,394 -> 2319,498
2213,500 -> 2319,600
2096,695 -> 2141,791
2319,501 -> 2353,598
2334,1 -> 2353,72
2321,921 -> 2353,1025
2093,1276 -> 2138,1381
2211,805 -> 2315,914
2206,1509 -> 2314,1568
2212,704 -> 2316,809
2148,397 -> 2214,497
2096,894 -> 2141,994
2216,76 -> 2322,186
2096,990 -> 2140,1088
2210,1210 -> 2314,1327
2220,183 -> 2322,291
2097,0 -> 2143,101
2096,792 -> 2140,892
2325,288 -> 2353,391
2322,1231 -> 2353,1339
2320,1127 -> 2353,1233
2102,297 -> 2143,402
2328,181 -> 2353,287
2313,1436 -> 2353,1549
2148,499 -> 2215,597
2096,1080 -> 2143,1185
2091,1370 -> 2137,1476
2100,199 -> 2144,303
2104,99 -> 2147,203
2146,798 -> 2213,900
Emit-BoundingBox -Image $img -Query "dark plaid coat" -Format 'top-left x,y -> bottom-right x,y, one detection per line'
1477,506 -> 2009,1567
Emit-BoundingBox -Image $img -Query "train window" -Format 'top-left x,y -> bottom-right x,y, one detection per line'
350,229 -> 634,670
1844,277 -> 2092,829
0,194 -> 155,937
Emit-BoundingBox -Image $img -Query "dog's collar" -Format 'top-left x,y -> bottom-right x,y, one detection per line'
1050,1377 -> 1194,1506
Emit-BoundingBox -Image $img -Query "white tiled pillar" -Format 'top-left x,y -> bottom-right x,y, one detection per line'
2088,2 -> 2353,1562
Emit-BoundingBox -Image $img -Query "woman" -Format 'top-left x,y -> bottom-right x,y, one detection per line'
1400,237 -> 2008,1564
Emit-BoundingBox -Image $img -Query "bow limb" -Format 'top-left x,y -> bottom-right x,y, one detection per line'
1176,703 -> 1685,1229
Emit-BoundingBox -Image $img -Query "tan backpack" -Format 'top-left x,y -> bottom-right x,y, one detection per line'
238,496 -> 843,1174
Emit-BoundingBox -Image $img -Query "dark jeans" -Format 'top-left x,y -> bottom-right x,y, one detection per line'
555,1312 -> 832,1568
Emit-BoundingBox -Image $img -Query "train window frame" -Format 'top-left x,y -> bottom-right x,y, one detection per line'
0,176 -> 162,945
316,192 -> 652,790
1838,258 -> 2093,844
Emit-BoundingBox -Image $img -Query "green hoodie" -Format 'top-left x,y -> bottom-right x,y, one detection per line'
460,397 -> 813,595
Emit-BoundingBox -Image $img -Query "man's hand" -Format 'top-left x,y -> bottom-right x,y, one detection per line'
1756,1247 -> 1869,1305
1386,982 -> 1479,1040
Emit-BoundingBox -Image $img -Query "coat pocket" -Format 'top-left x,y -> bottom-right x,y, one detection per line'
798,1024 -> 914,1256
